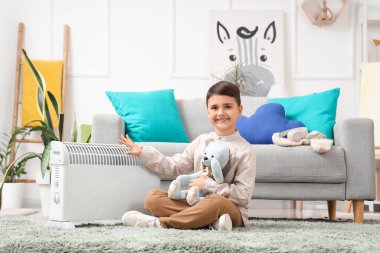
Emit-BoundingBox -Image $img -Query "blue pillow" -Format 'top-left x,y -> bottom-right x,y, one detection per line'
106,89 -> 189,143
268,88 -> 340,139
237,103 -> 305,144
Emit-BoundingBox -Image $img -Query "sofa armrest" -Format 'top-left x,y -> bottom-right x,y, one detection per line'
333,118 -> 376,200
92,114 -> 124,144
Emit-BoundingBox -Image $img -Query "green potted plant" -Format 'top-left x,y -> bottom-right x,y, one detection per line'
22,49 -> 81,215
22,49 -> 66,179
27,116 -> 79,216
223,61 -> 265,96
0,127 -> 39,209
228,62 -> 248,91
212,62 -> 250,92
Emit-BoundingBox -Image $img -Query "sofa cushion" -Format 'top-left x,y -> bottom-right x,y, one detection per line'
253,145 -> 346,183
237,103 -> 305,144
268,88 -> 340,139
176,98 -> 213,141
150,142 -> 346,184
106,89 -> 189,143
240,96 -> 268,116
138,142 -> 189,181
175,96 -> 267,141
138,142 -> 189,156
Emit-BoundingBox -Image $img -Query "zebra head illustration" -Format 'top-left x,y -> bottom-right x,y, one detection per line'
216,20 -> 277,96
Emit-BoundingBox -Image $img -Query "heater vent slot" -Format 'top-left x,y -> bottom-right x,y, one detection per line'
54,166 -> 60,180
62,142 -> 140,166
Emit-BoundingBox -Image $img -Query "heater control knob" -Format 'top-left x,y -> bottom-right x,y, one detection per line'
53,192 -> 60,204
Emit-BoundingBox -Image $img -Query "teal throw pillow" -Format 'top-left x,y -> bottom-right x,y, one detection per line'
268,88 -> 340,139
106,89 -> 189,143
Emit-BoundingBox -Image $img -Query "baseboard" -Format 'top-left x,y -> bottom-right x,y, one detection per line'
250,199 -> 292,209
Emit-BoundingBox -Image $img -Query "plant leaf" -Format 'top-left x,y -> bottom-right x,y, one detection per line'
26,119 -> 47,128
41,142 -> 51,178
58,114 -> 64,141
22,49 -> 44,93
13,153 -> 40,181
37,81 -> 45,118
85,134 -> 92,143
47,91 -> 60,120
0,151 -> 39,210
10,128 -> 32,158
22,49 -> 47,119
0,127 -> 32,179
44,99 -> 54,131
29,126 -> 57,142
71,116 -> 78,142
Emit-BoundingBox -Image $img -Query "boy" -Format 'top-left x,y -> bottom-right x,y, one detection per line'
120,81 -> 256,230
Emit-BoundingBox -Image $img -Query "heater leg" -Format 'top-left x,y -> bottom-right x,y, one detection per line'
46,220 -> 75,229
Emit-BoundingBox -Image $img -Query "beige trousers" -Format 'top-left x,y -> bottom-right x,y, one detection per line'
144,189 -> 243,229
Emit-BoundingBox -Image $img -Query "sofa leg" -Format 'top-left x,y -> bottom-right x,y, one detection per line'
353,200 -> 364,224
292,200 -> 303,210
327,200 -> 336,221
343,200 -> 352,213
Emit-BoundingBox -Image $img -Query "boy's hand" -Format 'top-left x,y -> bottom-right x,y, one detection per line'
120,134 -> 142,156
189,175 -> 206,190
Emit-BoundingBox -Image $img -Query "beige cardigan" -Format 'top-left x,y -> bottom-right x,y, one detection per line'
138,131 -> 256,226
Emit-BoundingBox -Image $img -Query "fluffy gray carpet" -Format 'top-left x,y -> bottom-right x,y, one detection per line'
0,216 -> 379,253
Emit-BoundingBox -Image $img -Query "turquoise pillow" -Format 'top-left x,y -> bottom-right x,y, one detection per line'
106,89 -> 189,143
268,88 -> 340,139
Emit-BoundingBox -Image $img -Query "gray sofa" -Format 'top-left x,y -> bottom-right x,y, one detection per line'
92,96 -> 376,223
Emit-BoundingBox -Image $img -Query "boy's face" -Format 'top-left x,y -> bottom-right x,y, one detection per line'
207,95 -> 243,136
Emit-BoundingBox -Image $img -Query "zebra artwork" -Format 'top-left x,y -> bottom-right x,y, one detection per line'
210,11 -> 284,97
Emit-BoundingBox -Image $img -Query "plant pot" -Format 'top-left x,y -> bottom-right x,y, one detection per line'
1,183 -> 27,209
35,171 -> 51,216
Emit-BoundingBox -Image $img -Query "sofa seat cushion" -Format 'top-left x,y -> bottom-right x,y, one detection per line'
176,99 -> 213,142
142,142 -> 346,184
253,145 -> 346,183
138,142 -> 189,181
139,142 -> 189,155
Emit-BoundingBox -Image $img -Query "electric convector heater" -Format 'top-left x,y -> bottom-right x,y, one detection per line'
48,141 -> 160,224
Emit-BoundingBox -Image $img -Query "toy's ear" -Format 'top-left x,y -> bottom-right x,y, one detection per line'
272,132 -> 308,147
211,158 -> 224,184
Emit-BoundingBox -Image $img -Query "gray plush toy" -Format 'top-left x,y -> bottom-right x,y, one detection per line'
168,141 -> 230,206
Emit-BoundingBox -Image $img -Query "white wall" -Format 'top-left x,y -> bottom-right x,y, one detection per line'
0,0 -> 365,207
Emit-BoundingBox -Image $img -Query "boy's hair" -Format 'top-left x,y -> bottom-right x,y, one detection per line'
206,81 -> 241,106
